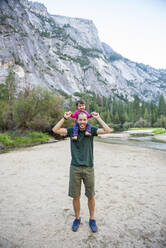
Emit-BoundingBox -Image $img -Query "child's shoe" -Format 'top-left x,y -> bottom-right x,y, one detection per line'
85,131 -> 91,136
72,136 -> 77,140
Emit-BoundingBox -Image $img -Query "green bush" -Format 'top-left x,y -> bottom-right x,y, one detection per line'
134,118 -> 150,128
0,101 -> 7,130
0,131 -> 52,147
27,132 -> 51,142
152,128 -> 166,135
13,87 -> 64,131
0,102 -> 15,131
123,121 -> 133,130
0,133 -> 14,146
28,116 -> 51,132
153,116 -> 166,128
14,136 -> 31,145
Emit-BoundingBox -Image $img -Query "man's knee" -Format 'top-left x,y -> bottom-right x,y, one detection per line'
88,196 -> 95,201
73,195 -> 80,201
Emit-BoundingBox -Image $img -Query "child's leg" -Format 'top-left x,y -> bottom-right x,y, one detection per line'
72,121 -> 79,140
85,123 -> 91,136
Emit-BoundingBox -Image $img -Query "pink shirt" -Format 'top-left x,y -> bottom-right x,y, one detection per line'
71,110 -> 93,119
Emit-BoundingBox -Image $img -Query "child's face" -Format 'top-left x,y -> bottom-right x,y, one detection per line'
77,103 -> 85,110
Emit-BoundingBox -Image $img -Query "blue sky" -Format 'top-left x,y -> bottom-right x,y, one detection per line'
31,0 -> 166,69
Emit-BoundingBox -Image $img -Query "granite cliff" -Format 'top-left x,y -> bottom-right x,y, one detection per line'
0,0 -> 166,101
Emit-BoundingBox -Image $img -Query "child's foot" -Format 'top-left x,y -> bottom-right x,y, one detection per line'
85,131 -> 91,136
72,136 -> 77,140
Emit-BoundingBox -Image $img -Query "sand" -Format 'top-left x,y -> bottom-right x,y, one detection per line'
0,139 -> 166,248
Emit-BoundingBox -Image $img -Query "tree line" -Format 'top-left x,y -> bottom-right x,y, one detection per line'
71,92 -> 166,130
0,68 -> 166,133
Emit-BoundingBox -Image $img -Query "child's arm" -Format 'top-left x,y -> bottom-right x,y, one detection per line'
71,110 -> 80,118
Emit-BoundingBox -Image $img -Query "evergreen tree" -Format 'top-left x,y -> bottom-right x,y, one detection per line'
0,84 -> 8,101
158,95 -> 166,116
144,107 -> 149,121
133,95 -> 140,121
5,67 -> 16,104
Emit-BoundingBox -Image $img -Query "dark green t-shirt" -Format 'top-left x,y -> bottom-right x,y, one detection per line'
67,126 -> 98,167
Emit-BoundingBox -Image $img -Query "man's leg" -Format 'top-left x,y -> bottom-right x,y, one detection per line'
73,195 -> 80,219
68,166 -> 82,231
72,196 -> 81,231
88,197 -> 95,219
83,167 -> 98,232
88,197 -> 98,232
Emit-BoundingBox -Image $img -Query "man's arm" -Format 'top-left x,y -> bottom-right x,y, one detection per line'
91,112 -> 111,135
52,111 -> 71,136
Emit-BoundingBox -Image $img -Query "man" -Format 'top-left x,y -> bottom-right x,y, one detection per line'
52,111 -> 111,232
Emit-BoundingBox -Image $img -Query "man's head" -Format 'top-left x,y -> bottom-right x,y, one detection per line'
76,99 -> 85,111
77,112 -> 88,131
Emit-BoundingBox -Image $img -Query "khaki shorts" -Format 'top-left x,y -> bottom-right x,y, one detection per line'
68,165 -> 95,198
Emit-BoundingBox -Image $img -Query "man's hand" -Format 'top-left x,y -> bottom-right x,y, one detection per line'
64,111 -> 72,119
91,112 -> 100,119
91,112 -> 111,134
52,111 -> 72,135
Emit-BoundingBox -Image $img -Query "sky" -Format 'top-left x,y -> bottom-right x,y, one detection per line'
31,0 -> 166,69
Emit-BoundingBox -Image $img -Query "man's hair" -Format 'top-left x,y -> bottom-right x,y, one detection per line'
77,112 -> 88,119
76,99 -> 85,107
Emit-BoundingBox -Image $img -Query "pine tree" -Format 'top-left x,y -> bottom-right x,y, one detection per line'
5,67 -> 16,104
133,95 -> 140,121
158,95 -> 166,116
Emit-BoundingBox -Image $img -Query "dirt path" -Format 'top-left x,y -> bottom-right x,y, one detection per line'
0,140 -> 166,248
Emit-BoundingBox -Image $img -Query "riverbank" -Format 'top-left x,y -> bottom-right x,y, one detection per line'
99,129 -> 166,143
0,131 -> 57,153
0,140 -> 166,248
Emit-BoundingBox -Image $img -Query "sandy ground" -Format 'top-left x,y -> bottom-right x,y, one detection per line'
0,139 -> 166,248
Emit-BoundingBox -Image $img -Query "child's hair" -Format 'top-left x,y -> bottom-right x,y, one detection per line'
76,99 -> 85,107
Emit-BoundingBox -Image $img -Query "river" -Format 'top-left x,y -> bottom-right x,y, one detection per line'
96,133 -> 166,151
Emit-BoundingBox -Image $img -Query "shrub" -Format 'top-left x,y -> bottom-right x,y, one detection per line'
134,118 -> 150,128
13,87 -> 64,131
0,102 -> 15,131
0,101 -> 7,130
123,121 -> 133,130
154,116 -> 166,128
111,123 -> 123,132
27,132 -> 51,141
28,116 -> 51,132
152,128 -> 166,135
0,133 -> 14,146
0,131 -> 52,147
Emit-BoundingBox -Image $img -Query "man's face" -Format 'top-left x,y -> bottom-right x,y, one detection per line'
77,103 -> 85,111
77,113 -> 88,130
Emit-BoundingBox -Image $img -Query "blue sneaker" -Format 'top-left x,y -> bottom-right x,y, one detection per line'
72,218 -> 81,232
89,219 -> 98,232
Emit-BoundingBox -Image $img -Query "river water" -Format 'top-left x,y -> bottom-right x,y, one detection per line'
96,134 -> 166,151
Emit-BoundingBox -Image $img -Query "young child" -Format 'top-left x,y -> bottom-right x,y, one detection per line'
71,100 -> 92,140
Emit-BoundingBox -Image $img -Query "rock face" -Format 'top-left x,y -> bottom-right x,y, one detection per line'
0,0 -> 166,102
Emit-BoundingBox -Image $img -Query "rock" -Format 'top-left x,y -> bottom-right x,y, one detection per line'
0,0 -> 166,101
